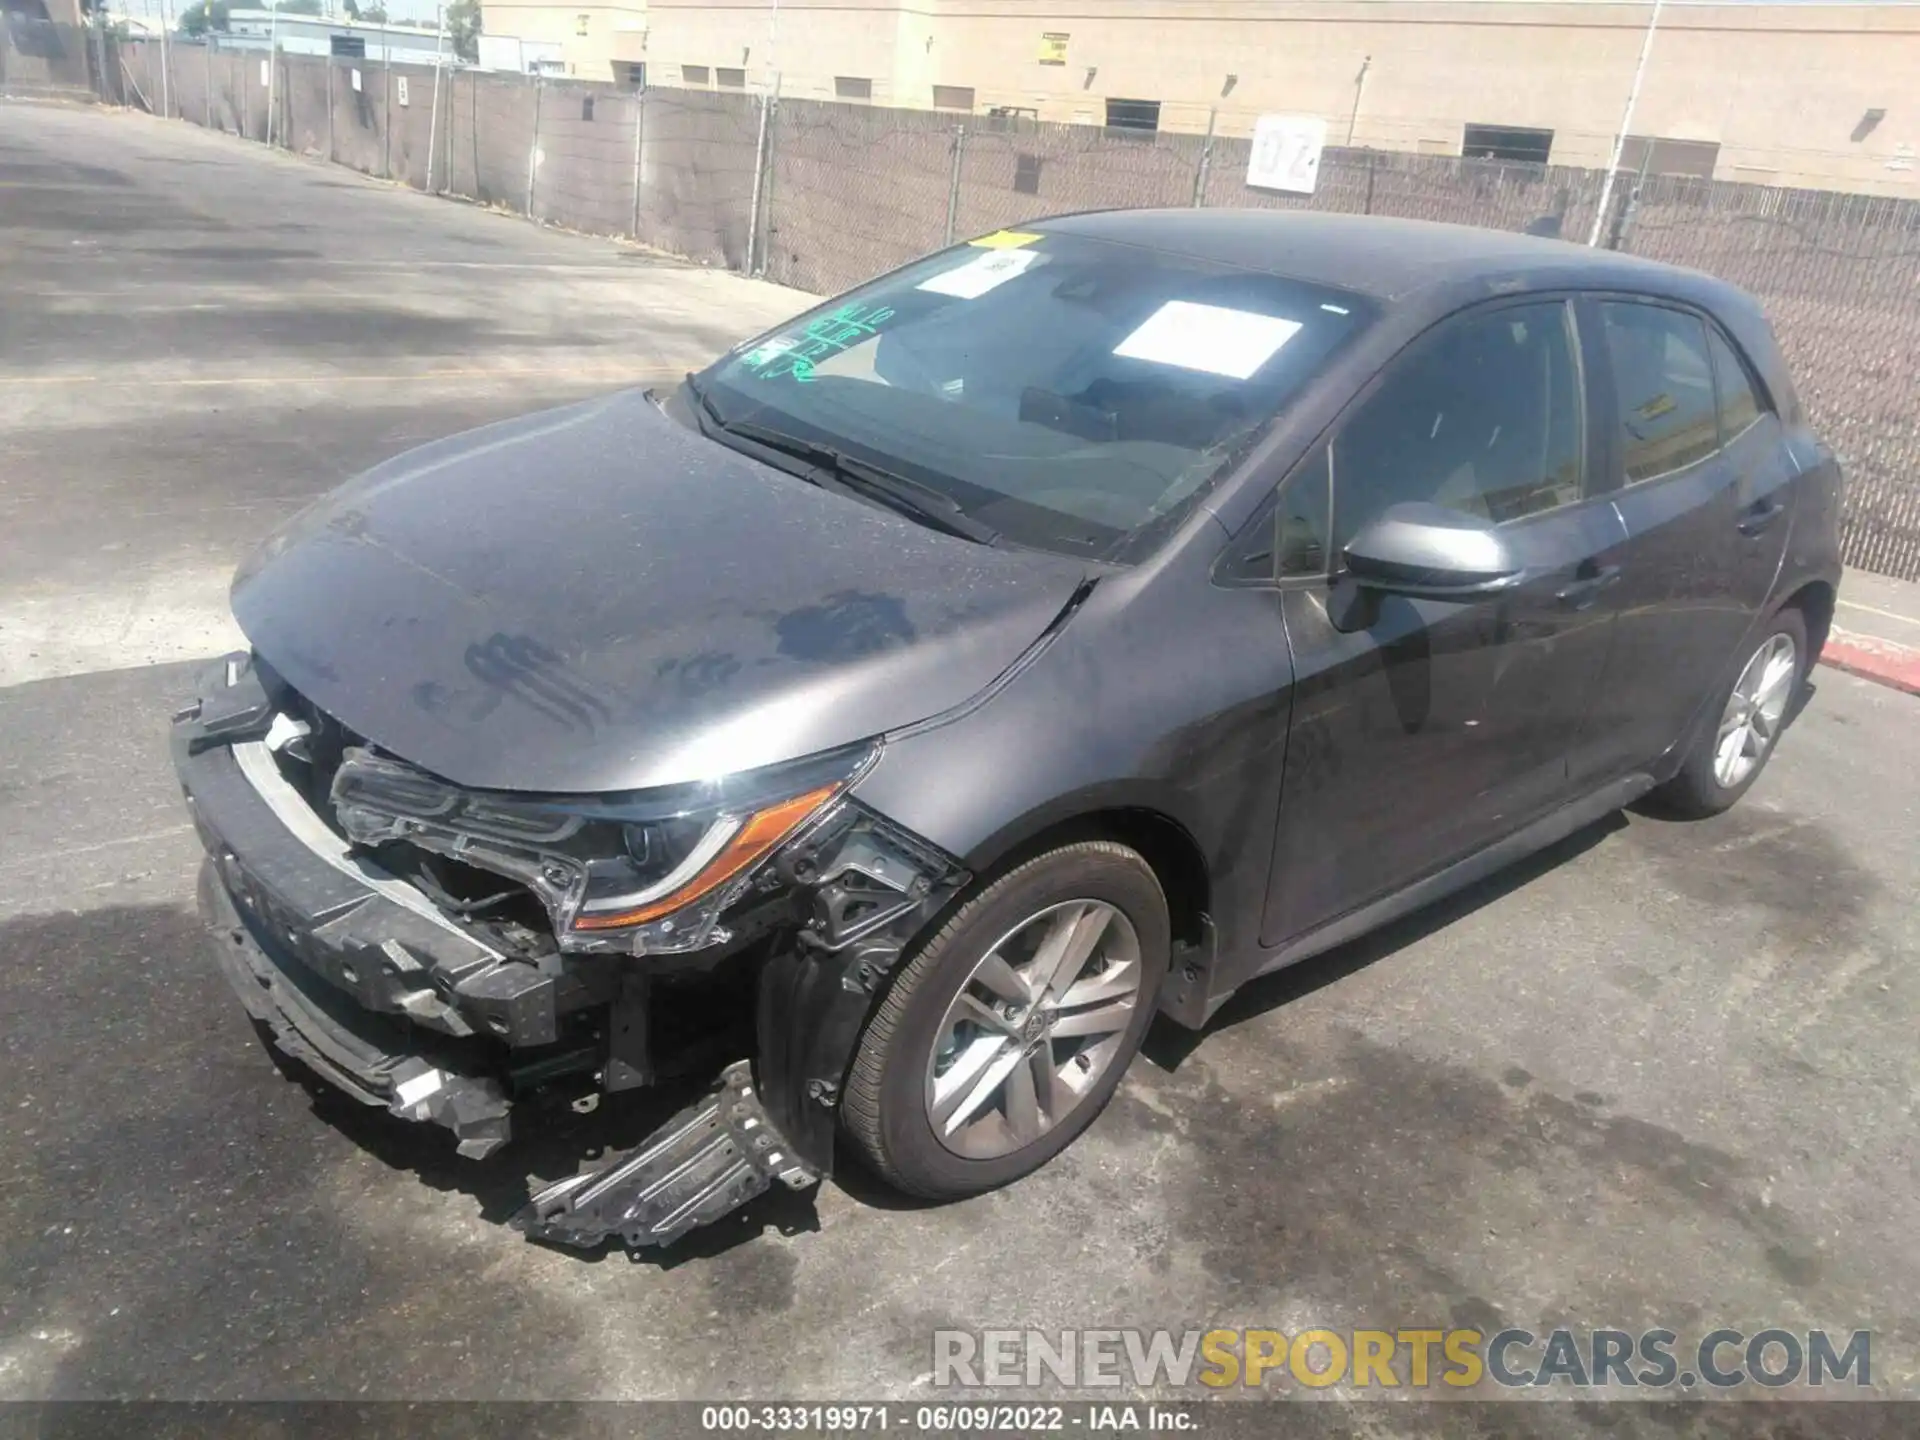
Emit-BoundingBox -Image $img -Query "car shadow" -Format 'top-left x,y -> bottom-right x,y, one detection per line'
1142,809 -> 1628,1071
270,801 -> 1643,1249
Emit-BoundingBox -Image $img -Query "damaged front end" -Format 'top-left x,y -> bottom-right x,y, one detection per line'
174,653 -> 967,1250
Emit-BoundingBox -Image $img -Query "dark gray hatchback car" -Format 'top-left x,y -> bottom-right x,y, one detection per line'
173,211 -> 1841,1250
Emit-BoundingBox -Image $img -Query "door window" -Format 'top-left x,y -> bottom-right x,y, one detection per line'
1330,302 -> 1584,552
1599,302 -> 1719,482
1708,326 -> 1764,442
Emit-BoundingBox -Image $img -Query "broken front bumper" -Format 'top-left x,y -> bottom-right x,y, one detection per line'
173,654 -> 973,1248
199,858 -> 518,1157
175,658 -> 614,1157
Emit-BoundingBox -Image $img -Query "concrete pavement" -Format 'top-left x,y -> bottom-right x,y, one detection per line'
1828,568 -> 1920,696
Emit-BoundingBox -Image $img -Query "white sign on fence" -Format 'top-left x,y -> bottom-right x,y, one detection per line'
259,59 -> 270,86
351,67 -> 362,93
1246,114 -> 1326,195
397,76 -> 411,107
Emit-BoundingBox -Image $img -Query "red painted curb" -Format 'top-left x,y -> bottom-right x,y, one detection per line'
1820,629 -> 1920,698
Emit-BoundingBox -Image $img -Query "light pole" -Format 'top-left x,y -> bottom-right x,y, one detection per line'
1589,0 -> 1664,247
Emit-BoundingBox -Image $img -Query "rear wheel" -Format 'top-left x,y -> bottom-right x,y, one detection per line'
1651,606 -> 1807,818
840,842 -> 1168,1200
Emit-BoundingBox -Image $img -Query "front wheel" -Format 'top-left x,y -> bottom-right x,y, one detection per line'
839,841 -> 1169,1200
1651,606 -> 1807,818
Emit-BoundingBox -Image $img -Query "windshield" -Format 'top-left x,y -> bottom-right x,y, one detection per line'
698,230 -> 1376,558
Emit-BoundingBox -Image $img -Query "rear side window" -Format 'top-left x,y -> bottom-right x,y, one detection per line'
1331,301 -> 1584,551
1599,302 -> 1719,483
1708,327 -> 1764,441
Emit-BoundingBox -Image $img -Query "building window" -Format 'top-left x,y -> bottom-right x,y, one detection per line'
681,64 -> 709,87
1462,123 -> 1554,165
835,76 -> 873,102
1104,98 -> 1160,132
576,13 -> 589,35
932,84 -> 975,113
618,62 -> 646,90
1618,135 -> 1720,179
715,67 -> 745,89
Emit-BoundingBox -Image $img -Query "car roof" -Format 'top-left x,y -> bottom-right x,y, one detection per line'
1032,208 -> 1800,422
1033,208 -> 1723,306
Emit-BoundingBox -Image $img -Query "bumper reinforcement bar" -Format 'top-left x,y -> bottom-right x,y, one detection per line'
511,1060 -> 817,1250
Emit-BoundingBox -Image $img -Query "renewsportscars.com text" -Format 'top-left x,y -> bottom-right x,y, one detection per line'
933,1327 -> 1873,1391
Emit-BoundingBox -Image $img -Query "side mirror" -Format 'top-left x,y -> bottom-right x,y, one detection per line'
1340,503 -> 1525,601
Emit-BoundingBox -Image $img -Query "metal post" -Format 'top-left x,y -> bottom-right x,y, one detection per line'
1191,108 -> 1216,207
628,85 -> 646,238
746,75 -> 775,276
326,56 -> 334,161
158,0 -> 174,117
382,55 -> 391,178
943,124 -> 965,243
525,77 -> 542,217
1611,141 -> 1656,252
204,37 -> 212,127
1589,0 -> 1664,246
425,4 -> 446,194
1363,147 -> 1377,215
240,39 -> 249,135
265,1 -> 279,147
91,6 -> 109,103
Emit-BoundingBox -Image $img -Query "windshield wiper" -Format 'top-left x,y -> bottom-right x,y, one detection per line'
715,417 -> 1000,547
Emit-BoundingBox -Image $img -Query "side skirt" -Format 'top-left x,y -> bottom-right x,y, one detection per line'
1200,771 -> 1655,1025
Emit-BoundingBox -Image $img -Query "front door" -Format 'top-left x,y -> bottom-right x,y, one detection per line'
1578,299 -> 1795,784
1261,298 -> 1626,946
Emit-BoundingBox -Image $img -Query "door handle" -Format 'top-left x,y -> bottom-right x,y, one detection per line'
1738,497 -> 1786,536
1554,563 -> 1621,610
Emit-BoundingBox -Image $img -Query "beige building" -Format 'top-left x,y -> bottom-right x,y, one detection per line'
481,0 -> 649,81
478,0 -> 1920,192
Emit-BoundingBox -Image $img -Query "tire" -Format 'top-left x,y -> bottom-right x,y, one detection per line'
840,841 -> 1170,1200
1650,605 -> 1808,819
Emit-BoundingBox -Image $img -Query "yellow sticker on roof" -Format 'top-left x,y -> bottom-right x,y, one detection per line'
969,230 -> 1043,250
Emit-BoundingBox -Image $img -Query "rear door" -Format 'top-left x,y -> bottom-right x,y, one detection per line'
1579,299 -> 1794,784
1261,298 -> 1627,945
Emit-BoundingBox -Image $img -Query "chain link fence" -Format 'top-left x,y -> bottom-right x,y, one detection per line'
2,17 -> 108,101
97,43 -> 1920,581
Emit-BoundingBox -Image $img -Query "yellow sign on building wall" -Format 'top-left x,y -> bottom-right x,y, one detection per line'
1038,32 -> 1069,66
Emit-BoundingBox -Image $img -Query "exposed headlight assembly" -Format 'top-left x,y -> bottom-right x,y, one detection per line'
330,743 -> 873,955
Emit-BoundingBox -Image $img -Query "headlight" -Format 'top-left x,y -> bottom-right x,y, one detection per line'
331,744 -> 873,954
568,782 -> 842,934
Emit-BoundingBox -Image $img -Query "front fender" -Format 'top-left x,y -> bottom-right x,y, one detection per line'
755,803 -> 971,1173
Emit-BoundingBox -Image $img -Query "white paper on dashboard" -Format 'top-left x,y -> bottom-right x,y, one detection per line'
916,248 -> 1041,300
1112,301 -> 1304,379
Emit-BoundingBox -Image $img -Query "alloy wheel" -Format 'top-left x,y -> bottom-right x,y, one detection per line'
923,899 -> 1144,1160
1714,632 -> 1798,789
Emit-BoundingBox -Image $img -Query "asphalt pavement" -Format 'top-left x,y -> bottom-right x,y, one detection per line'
2,102 -> 1917,1426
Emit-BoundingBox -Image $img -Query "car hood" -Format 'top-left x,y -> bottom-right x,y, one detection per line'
232,390 -> 1089,794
